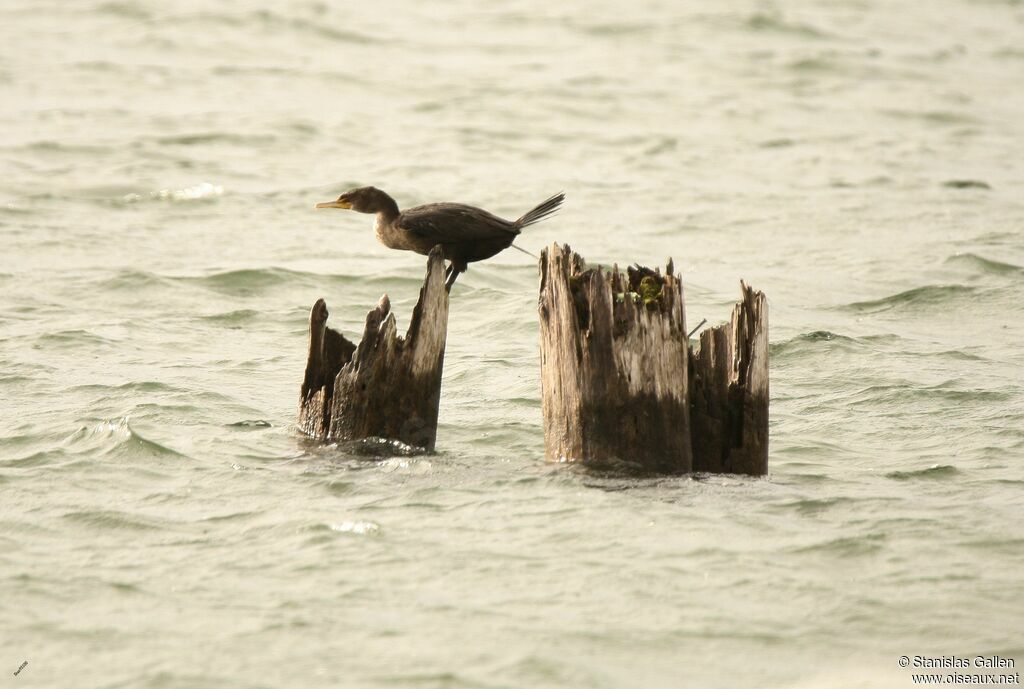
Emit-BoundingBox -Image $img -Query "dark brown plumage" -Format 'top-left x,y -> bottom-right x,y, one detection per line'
316,187 -> 564,290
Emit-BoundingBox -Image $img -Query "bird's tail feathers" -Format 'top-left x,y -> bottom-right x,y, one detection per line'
515,192 -> 565,229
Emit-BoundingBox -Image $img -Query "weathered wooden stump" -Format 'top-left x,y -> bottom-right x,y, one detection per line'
538,243 -> 693,474
298,246 -> 449,451
538,243 -> 769,476
689,282 -> 769,475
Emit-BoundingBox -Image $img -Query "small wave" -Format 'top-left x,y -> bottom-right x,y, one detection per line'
329,521 -> 380,535
0,519 -> 58,537
96,1 -> 151,19
35,329 -> 117,349
744,12 -> 829,39
161,10 -> 380,44
770,332 -> 983,363
65,417 -> 188,460
212,65 -> 300,77
341,437 -> 429,458
73,59 -> 147,75
210,9 -> 382,44
943,179 -> 991,190
226,419 -> 272,429
792,533 -> 886,557
284,120 -> 318,136
945,253 -> 1022,276
770,330 -> 859,357
67,380 -> 183,395
780,472 -> 829,484
642,136 -> 677,156
95,269 -> 173,291
23,140 -> 108,155
155,132 -> 272,147
2,449 -> 63,468
121,181 -> 223,204
324,479 -> 356,496
759,138 -> 795,148
787,56 -> 838,72
844,284 -> 976,313
901,348 -> 988,362
108,581 -> 144,595
885,464 -> 959,481
796,330 -> 849,342
971,231 -> 1020,246
775,441 -> 853,458
881,109 -> 979,125
284,16 -> 381,44
567,19 -> 655,37
171,267 -> 307,295
847,382 -> 1013,406
775,496 -> 856,516
198,510 -> 261,523
994,47 -> 1024,60
199,309 -> 262,325
61,509 -> 166,531
959,537 -> 1024,553
0,373 -> 32,385
0,204 -> 34,216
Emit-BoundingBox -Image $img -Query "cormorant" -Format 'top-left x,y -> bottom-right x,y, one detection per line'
315,187 -> 564,290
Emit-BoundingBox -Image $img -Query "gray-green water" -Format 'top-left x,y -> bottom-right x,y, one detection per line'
2,1 -> 1023,687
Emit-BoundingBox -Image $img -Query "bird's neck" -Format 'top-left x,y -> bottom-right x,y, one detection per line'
374,212 -> 405,249
371,193 -> 402,248
376,209 -> 399,227
374,194 -> 400,223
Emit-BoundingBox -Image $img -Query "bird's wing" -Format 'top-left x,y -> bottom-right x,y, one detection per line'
397,203 -> 518,244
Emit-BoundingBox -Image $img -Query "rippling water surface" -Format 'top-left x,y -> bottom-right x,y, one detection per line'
2,1 -> 1023,687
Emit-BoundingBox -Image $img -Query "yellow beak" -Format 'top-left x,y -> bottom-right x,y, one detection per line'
314,199 -> 352,210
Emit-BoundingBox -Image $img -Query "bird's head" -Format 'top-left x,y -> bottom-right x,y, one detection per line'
315,186 -> 396,215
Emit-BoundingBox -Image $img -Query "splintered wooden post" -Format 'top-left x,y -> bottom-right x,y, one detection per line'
689,281 -> 769,475
298,299 -> 357,438
538,243 -> 693,473
297,245 -> 449,451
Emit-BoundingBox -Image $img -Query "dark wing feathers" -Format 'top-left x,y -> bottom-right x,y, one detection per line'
398,203 -> 518,244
